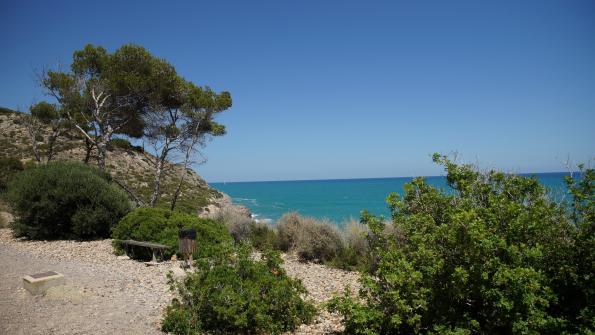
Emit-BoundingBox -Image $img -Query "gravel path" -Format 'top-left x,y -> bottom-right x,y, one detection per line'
0,229 -> 359,334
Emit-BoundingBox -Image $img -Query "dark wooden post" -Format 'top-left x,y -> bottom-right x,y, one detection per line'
179,229 -> 197,266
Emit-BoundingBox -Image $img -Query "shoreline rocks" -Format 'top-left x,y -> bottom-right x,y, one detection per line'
200,192 -> 252,219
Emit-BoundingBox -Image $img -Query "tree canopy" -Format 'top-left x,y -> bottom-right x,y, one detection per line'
40,44 -> 231,175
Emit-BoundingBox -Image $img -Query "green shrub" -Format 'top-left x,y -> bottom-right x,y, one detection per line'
108,138 -> 144,153
5,161 -> 131,240
248,221 -> 278,250
0,157 -> 24,192
329,219 -> 372,271
162,244 -> 316,334
111,207 -> 232,260
328,155 -> 594,334
0,106 -> 17,115
277,212 -> 344,263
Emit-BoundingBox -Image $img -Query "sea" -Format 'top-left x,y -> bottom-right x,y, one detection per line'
210,172 -> 574,226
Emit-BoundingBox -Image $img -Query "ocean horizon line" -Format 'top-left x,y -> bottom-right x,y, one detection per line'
208,170 -> 576,185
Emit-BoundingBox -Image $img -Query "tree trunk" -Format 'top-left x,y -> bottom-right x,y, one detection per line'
96,130 -> 112,171
112,178 -> 144,208
46,127 -> 60,162
170,144 -> 194,211
83,138 -> 94,164
150,157 -> 165,207
96,141 -> 107,171
25,121 -> 41,163
170,170 -> 186,211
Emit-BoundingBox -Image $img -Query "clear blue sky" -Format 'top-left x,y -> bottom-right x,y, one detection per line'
1,0 -> 593,182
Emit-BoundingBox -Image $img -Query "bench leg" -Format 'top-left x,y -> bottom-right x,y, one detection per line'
151,250 -> 157,262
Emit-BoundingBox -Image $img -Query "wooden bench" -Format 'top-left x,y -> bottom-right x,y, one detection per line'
118,240 -> 170,262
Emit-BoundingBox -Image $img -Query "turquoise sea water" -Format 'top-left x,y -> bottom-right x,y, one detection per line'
210,172 -> 573,225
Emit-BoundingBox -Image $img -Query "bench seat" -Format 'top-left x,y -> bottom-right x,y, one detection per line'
118,239 -> 170,262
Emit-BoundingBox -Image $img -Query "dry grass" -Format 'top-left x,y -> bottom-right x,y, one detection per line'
214,206 -> 255,242
277,212 -> 344,263
341,219 -> 370,256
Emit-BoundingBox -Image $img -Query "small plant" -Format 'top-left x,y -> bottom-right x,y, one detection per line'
5,161 -> 131,240
111,207 -> 232,260
162,244 -> 316,334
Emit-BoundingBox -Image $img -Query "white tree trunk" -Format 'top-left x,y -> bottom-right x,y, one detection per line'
150,157 -> 165,207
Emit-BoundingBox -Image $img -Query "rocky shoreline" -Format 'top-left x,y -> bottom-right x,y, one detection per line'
0,228 -> 359,334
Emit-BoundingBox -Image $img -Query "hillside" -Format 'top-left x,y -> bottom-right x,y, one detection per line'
0,107 -> 226,215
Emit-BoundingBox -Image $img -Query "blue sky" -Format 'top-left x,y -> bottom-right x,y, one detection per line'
1,0 -> 593,182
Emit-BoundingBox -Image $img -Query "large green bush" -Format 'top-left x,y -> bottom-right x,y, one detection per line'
328,155 -> 594,334
5,161 -> 131,240
162,244 -> 316,334
111,207 -> 232,260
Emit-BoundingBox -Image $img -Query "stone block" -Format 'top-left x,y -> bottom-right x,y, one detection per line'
22,271 -> 66,295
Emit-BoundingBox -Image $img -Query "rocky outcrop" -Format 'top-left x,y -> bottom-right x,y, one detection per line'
199,193 -> 252,219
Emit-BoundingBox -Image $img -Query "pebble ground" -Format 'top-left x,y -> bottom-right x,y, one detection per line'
0,229 -> 359,334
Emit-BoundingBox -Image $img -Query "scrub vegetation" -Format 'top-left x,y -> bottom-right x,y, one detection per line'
327,155 -> 594,334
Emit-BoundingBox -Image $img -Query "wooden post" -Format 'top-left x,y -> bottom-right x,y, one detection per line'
179,229 -> 197,267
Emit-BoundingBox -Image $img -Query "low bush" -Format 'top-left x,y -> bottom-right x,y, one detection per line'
277,212 -> 344,263
328,155 -> 595,334
5,161 -> 131,240
248,220 -> 278,250
215,206 -> 255,241
329,219 -> 372,271
0,157 -> 24,192
0,201 -> 11,228
162,244 -> 316,334
215,206 -> 278,251
112,207 -> 232,260
108,138 -> 144,153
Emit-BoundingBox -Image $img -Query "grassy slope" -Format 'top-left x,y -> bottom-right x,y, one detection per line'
0,107 -> 222,214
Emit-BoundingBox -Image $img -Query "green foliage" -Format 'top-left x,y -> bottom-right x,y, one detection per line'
562,165 -> 595,333
111,207 -> 232,260
30,101 -> 60,124
0,157 -> 24,192
5,161 -> 131,240
162,244 -> 316,334
248,221 -> 279,251
107,138 -> 144,153
328,220 -> 372,271
0,106 -> 17,115
328,155 -> 594,334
